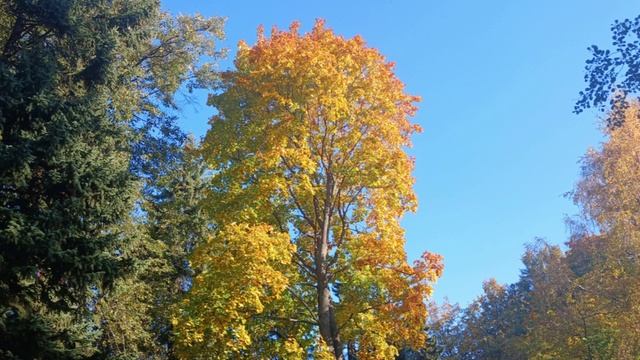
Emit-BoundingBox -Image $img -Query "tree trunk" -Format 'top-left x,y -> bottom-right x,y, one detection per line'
315,173 -> 343,359
316,248 -> 343,359
2,15 -> 25,59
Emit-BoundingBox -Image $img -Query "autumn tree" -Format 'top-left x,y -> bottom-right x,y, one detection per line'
428,104 -> 640,359
424,279 -> 529,360
172,20 -> 443,359
510,103 -> 640,359
565,102 -> 640,358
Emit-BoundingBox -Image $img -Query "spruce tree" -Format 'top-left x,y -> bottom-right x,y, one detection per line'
0,1 -> 224,358
0,1 -> 138,358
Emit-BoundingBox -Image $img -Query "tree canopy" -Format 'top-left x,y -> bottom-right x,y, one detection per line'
172,20 -> 443,359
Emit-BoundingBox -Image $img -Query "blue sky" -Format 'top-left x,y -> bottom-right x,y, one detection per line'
162,0 -> 640,306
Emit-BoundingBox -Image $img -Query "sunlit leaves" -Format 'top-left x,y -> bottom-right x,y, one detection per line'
193,19 -> 441,358
172,223 -> 294,359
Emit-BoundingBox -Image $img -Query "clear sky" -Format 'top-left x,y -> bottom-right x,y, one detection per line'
161,0 -> 640,306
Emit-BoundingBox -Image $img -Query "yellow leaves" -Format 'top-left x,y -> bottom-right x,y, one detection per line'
335,247 -> 442,354
600,104 -> 640,225
575,103 -> 640,231
282,337 -> 305,359
314,338 -> 338,360
198,19 -> 439,358
171,223 -> 294,359
346,312 -> 400,360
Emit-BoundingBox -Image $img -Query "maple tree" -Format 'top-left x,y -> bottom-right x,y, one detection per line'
173,20 -> 443,359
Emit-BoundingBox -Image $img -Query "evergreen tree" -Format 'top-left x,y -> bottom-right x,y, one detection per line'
0,1 -> 138,358
95,138 -> 213,359
0,1 -> 224,358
